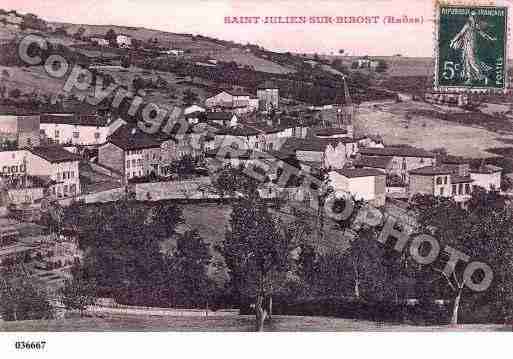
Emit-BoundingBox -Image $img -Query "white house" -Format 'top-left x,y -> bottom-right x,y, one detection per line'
89,36 -> 109,46
470,165 -> 502,191
26,146 -> 81,198
329,168 -> 386,207
40,114 -> 111,145
0,150 -> 29,176
184,105 -> 206,115
116,34 -> 132,48
205,90 -> 257,114
206,112 -> 238,127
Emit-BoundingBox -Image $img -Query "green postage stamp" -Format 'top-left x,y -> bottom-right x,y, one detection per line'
435,5 -> 508,92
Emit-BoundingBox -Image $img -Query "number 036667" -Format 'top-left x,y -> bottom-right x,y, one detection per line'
14,341 -> 47,350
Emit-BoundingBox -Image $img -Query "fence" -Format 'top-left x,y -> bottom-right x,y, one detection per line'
86,301 -> 238,317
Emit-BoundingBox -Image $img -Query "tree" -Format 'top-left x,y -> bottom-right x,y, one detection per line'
0,267 -> 54,321
182,89 -> 199,106
121,55 -> 131,68
74,27 -> 86,40
105,29 -> 117,47
408,193 -> 513,324
167,230 -> 214,307
60,264 -> 97,315
375,60 -> 389,73
8,88 -> 21,99
219,195 -> 293,331
75,200 -> 184,306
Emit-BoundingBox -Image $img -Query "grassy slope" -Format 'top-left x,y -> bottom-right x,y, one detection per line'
1,314 -> 509,332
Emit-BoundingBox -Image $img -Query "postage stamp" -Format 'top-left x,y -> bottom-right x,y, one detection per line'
435,5 -> 508,92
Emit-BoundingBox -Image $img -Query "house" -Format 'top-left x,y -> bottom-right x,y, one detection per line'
470,164 -> 502,191
0,175 -> 47,207
280,136 -> 358,170
0,112 -> 41,149
357,146 -> 436,184
313,127 -> 351,139
161,49 -> 184,56
212,125 -> 260,150
26,146 -> 81,198
89,35 -> 109,46
98,125 -> 161,183
257,82 -> 279,112
40,113 -> 111,145
329,168 -> 386,207
116,34 -> 132,48
205,90 -> 258,114
408,165 -> 473,203
0,150 -> 29,176
205,112 -> 238,127
184,105 -> 206,115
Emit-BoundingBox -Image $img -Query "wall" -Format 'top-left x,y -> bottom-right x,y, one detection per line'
205,92 -> 232,108
26,155 -> 80,197
296,150 -> 323,163
0,150 -> 29,175
99,143 -> 125,177
40,123 -> 108,145
408,174 -> 433,197
389,156 -> 435,183
470,171 -> 501,191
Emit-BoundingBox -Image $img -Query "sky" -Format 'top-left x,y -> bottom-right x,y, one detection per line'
3,0 -> 513,57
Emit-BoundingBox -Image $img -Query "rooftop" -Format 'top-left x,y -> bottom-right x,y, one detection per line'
471,164 -> 502,174
451,175 -> 474,184
215,125 -> 259,137
314,127 -> 348,137
107,125 -> 161,150
332,168 -> 386,178
40,114 -> 109,127
359,146 -> 435,158
354,155 -> 393,169
206,112 -> 235,121
409,165 -> 454,176
29,146 -> 82,163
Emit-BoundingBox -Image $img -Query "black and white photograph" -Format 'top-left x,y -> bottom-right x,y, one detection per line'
0,0 -> 512,357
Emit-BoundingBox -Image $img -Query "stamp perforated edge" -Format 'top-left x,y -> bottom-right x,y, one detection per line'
432,1 -> 510,94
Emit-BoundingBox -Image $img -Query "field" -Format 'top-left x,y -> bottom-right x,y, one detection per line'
1,313 -> 510,332
212,49 -> 295,74
354,100 -> 513,159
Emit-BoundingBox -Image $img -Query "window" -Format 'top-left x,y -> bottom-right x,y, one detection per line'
452,184 -> 457,195
64,185 -> 68,193
444,176 -> 448,184
436,177 -> 443,185
132,159 -> 136,167
73,132 -> 79,138
137,159 -> 142,166
402,158 -> 406,170
127,160 -> 130,168
57,172 -> 61,181
94,132 -> 100,139
439,187 -> 444,196
71,184 -> 76,193
458,184 -> 463,195
465,183 -> 470,194
71,171 -> 74,178
420,158 -> 424,164
55,130 -> 60,137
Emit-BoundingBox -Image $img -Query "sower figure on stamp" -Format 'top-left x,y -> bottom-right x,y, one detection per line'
449,12 -> 497,84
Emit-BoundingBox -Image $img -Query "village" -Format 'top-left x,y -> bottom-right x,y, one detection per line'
1,5 -> 513,334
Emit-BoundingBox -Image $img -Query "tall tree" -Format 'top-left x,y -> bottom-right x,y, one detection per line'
0,267 -> 54,321
167,230 -> 214,307
220,196 -> 293,331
